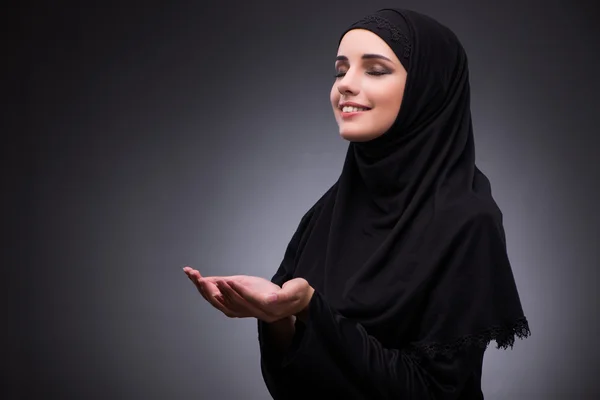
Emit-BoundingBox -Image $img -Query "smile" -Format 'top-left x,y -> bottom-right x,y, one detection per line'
340,108 -> 370,119
341,106 -> 370,113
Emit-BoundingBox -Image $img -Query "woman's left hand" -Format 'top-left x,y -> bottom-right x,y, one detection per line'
216,277 -> 315,323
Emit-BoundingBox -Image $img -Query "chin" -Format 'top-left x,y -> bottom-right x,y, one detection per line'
338,128 -> 381,142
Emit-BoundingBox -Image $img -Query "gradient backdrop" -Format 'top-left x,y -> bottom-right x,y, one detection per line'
5,0 -> 600,399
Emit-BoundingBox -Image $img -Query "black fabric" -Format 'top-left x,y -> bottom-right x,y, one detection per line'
258,8 -> 530,399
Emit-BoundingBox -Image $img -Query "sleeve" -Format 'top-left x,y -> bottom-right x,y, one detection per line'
256,199 -> 325,399
257,319 -> 296,399
269,290 -> 485,400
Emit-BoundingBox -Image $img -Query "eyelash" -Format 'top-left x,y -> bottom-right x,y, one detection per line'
334,70 -> 389,78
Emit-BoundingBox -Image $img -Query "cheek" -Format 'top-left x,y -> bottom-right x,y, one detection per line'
330,85 -> 339,107
374,83 -> 404,122
330,85 -> 341,122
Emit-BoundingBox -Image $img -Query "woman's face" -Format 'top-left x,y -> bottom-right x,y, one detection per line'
330,29 -> 407,142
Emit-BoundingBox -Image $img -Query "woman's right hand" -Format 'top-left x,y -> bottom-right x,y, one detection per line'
183,267 -> 281,320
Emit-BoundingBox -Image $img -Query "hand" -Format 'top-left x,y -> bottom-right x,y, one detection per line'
183,266 -> 233,316
218,277 -> 315,323
183,267 -> 280,320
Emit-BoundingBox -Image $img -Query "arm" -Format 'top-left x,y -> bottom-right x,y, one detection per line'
263,315 -> 296,353
256,201 -> 323,396
258,316 -> 307,400
280,290 -> 484,399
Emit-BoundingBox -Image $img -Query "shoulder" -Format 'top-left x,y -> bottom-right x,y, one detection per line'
411,195 -> 510,273
438,192 -> 501,225
425,194 -> 505,245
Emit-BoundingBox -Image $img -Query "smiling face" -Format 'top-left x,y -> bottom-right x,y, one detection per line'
330,29 -> 408,142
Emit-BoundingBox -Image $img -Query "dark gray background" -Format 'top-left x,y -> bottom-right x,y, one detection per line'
4,0 -> 600,398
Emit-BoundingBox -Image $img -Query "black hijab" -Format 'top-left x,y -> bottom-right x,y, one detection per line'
272,8 -> 530,358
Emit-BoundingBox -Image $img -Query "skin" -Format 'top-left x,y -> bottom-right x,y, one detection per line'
183,267 -> 314,323
331,29 -> 407,142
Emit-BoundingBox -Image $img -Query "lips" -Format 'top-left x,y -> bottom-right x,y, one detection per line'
340,110 -> 369,121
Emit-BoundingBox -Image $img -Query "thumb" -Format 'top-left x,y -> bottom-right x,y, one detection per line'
273,278 -> 307,303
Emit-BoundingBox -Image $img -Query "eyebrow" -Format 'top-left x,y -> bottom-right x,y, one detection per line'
335,54 -> 393,62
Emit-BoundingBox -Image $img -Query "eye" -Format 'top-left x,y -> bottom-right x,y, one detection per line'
367,68 -> 390,76
334,69 -> 390,78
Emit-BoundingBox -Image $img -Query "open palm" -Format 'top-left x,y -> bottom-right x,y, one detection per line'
184,267 -> 280,320
223,275 -> 281,294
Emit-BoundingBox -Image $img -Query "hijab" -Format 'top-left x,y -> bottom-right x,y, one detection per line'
272,8 -> 530,358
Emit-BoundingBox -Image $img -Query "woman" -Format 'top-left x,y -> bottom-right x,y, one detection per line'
184,8 -> 530,399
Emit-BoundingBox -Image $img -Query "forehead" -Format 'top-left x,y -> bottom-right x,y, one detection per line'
337,29 -> 395,57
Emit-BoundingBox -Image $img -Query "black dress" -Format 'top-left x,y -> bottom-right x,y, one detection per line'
259,292 -> 487,399
256,8 -> 530,399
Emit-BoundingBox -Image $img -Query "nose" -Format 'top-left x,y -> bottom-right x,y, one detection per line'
337,71 -> 359,96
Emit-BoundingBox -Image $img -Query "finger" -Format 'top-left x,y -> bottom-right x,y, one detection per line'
201,276 -> 222,285
189,271 -> 246,283
202,281 -> 240,314
217,280 -> 272,319
214,293 -> 227,307
184,270 -> 210,301
183,268 -> 195,281
191,270 -> 203,281
191,272 -> 213,297
225,281 -> 283,322
194,277 -> 224,306
200,279 -> 220,298
201,281 -> 241,318
185,272 -> 196,283
227,280 -> 278,308
197,281 -> 211,302
184,269 -> 198,283
202,275 -> 250,286
184,270 -> 242,318
210,296 -> 240,318
217,280 -> 244,303
185,269 -> 201,282
185,270 -> 207,295
275,279 -> 306,304
202,280 -> 236,313
216,280 -> 250,314
215,281 -> 235,308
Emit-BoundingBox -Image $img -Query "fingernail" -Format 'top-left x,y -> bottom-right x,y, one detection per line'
266,293 -> 278,303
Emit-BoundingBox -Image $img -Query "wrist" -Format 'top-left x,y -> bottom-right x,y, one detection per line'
269,314 -> 295,327
296,307 -> 309,323
264,315 -> 296,352
295,286 -> 315,323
